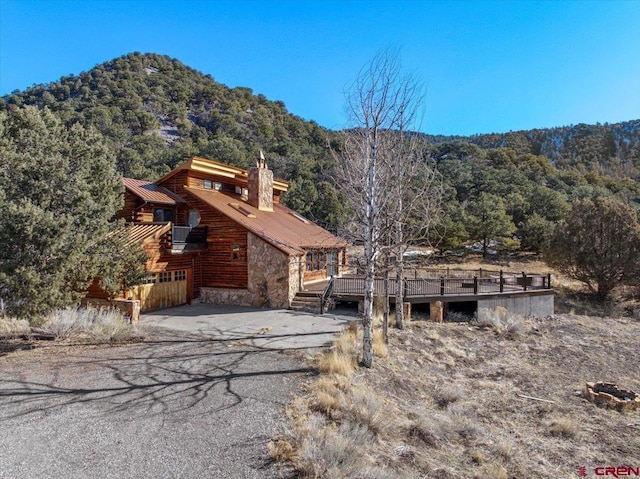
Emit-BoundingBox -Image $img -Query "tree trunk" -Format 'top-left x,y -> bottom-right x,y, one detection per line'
395,221 -> 405,329
362,141 -> 376,368
362,241 -> 375,368
383,253 -> 389,344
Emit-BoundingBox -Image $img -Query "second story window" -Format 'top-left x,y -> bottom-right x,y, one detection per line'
153,208 -> 174,223
204,179 -> 212,189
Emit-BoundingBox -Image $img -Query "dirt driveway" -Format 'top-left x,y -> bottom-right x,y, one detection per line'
0,328 -> 314,479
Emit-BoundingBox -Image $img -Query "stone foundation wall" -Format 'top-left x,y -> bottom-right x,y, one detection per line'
200,233 -> 301,309
477,292 -> 554,320
199,287 -> 256,307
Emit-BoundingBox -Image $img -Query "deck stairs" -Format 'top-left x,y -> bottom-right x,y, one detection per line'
290,291 -> 324,314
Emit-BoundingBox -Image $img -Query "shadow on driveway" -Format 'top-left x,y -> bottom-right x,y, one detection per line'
0,329 -> 314,478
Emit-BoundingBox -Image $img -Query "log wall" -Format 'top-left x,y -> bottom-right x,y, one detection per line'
187,195 -> 248,290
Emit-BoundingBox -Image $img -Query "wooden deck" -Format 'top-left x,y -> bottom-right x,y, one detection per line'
305,272 -> 553,305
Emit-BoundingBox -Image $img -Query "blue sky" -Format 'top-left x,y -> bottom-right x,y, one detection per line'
1,0 -> 639,135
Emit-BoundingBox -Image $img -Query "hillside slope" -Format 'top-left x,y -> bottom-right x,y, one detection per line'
2,52 -> 639,238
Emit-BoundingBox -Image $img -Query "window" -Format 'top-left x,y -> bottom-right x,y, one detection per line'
214,182 -> 222,191
231,243 -> 247,261
234,186 -> 248,198
203,179 -> 212,189
174,270 -> 186,281
306,250 -> 326,271
143,274 -> 157,284
158,272 -> 172,283
153,208 -> 174,223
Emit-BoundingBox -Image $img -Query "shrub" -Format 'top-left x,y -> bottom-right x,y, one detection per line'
548,418 -> 577,438
474,307 -> 526,339
44,306 -> 143,343
0,316 -> 31,337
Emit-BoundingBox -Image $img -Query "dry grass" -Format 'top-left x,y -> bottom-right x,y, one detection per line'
275,255 -> 640,477
278,311 -> 640,478
474,306 -> 527,339
44,306 -> 145,343
0,316 -> 31,337
372,329 -> 388,358
548,418 -> 578,439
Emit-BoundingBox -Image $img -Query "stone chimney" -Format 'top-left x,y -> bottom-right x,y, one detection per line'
248,151 -> 274,211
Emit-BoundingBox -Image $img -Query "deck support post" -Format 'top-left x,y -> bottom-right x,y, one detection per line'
403,302 -> 411,322
430,301 -> 444,323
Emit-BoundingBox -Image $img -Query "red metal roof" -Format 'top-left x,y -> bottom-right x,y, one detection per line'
123,178 -> 186,205
183,187 -> 347,256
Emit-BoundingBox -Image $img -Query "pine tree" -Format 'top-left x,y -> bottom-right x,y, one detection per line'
0,106 -> 125,319
546,197 -> 640,301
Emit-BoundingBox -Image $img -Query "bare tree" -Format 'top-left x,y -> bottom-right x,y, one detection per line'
387,140 -> 442,329
335,50 -> 441,366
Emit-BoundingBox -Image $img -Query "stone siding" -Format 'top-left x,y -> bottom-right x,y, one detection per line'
200,233 -> 301,308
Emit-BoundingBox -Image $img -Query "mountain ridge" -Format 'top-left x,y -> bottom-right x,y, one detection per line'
2,52 -> 639,241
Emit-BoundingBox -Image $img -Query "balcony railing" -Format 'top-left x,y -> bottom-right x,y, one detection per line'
171,226 -> 208,244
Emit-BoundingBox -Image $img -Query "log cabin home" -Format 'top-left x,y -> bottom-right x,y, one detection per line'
88,154 -> 347,312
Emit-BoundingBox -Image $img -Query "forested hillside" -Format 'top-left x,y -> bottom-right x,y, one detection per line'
426,120 -> 640,179
2,52 -> 639,250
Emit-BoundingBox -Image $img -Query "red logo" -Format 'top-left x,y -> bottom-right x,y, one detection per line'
594,467 -> 640,477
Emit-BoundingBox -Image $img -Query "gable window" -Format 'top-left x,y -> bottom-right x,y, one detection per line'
153,208 -> 174,223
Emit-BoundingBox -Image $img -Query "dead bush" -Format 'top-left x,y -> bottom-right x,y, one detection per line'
267,438 -> 297,463
474,307 -> 526,339
44,306 -> 144,343
548,418 -> 578,439
432,384 -> 461,409
477,463 -> 508,479
0,317 -> 30,338
346,386 -> 387,435
300,426 -> 364,478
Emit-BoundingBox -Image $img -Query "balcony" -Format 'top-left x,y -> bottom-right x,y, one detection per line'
170,225 -> 208,252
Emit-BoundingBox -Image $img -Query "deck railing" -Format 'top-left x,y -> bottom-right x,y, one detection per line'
171,225 -> 208,244
332,272 -> 551,299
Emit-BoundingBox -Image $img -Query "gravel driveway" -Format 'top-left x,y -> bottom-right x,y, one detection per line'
0,328 -> 314,479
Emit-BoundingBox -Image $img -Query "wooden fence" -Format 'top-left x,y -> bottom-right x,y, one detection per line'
123,280 -> 187,311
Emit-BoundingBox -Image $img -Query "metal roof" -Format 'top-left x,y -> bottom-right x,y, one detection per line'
184,187 -> 347,256
123,178 -> 186,205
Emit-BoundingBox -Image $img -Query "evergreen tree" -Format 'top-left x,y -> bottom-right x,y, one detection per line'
546,197 -> 640,301
0,106 -> 126,318
467,193 -> 516,257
